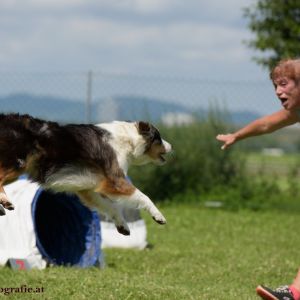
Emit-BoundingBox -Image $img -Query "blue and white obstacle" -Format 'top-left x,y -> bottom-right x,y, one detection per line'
0,178 -> 147,269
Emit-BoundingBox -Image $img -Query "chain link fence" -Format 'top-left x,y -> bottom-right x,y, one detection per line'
0,71 -> 281,125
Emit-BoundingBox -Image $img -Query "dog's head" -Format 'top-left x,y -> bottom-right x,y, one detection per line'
132,121 -> 172,166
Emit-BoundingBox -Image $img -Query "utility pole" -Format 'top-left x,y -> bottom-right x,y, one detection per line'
86,70 -> 93,123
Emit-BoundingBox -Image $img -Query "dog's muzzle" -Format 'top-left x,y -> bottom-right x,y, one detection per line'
159,140 -> 172,164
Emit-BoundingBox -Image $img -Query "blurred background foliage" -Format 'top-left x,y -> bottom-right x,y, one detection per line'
129,110 -> 300,211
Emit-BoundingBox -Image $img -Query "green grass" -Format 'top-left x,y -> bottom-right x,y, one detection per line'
247,152 -> 300,163
242,152 -> 300,190
1,203 -> 300,299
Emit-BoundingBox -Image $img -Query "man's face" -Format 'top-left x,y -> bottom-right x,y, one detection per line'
273,77 -> 300,110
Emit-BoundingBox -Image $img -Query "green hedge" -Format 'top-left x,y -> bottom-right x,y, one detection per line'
129,115 -> 300,211
129,115 -> 244,201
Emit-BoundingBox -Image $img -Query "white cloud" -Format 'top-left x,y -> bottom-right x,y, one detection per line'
0,0 -> 263,80
0,0 -> 19,9
132,0 -> 175,13
0,0 -> 171,13
0,0 -> 83,10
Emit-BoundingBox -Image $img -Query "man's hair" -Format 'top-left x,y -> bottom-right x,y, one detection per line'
270,58 -> 300,83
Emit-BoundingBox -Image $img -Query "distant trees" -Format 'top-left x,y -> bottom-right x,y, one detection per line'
244,0 -> 300,69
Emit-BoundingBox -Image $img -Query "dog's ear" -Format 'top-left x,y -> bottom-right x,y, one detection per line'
137,121 -> 151,135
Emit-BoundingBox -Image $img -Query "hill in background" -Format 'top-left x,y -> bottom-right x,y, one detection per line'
0,93 -> 260,125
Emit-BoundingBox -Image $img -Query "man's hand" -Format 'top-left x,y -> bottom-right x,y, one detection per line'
216,134 -> 237,150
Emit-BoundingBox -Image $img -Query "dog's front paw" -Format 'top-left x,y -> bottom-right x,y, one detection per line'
116,225 -> 131,236
3,202 -> 14,210
0,193 -> 14,211
152,214 -> 167,225
0,205 -> 6,216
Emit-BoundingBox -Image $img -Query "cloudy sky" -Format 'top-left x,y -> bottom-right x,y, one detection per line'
0,0 -> 267,80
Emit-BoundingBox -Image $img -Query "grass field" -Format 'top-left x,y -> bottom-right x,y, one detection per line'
244,152 -> 300,192
0,203 -> 299,299
245,152 -> 300,176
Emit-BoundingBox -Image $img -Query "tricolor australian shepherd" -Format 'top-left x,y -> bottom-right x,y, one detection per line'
0,113 -> 172,235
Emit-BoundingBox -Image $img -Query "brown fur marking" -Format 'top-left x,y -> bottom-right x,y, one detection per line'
95,177 -> 136,196
146,143 -> 166,160
0,166 -> 23,185
76,191 -> 95,209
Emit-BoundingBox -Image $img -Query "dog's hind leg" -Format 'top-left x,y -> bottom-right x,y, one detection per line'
77,190 -> 130,236
96,177 -> 166,225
